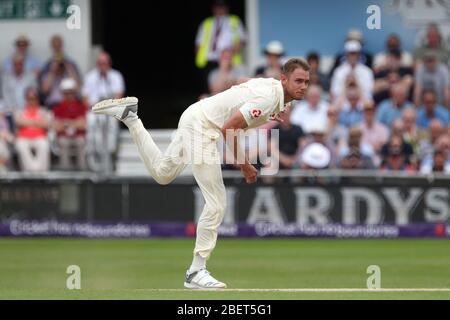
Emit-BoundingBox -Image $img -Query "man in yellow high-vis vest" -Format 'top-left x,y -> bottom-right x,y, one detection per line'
195,0 -> 247,93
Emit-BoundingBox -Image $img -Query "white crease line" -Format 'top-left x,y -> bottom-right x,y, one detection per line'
133,288 -> 450,293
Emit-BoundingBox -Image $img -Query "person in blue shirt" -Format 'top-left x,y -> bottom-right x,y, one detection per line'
376,83 -> 413,127
337,87 -> 364,128
416,89 -> 449,129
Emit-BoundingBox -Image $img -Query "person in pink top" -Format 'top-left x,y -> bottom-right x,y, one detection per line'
14,87 -> 51,172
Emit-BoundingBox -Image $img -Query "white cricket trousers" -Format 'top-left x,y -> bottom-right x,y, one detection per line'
16,137 -> 50,172
128,102 -> 226,259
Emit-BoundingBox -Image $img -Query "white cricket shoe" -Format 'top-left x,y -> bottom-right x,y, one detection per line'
92,97 -> 139,121
184,269 -> 227,289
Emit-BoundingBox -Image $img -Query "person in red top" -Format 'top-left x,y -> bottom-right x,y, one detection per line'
14,87 -> 50,172
53,78 -> 87,170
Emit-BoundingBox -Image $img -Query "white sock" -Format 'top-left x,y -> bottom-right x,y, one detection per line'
189,254 -> 206,273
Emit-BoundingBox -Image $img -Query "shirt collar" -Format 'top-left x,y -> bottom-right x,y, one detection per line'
276,80 -> 287,112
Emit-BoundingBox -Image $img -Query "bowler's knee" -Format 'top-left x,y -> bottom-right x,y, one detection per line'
198,205 -> 226,227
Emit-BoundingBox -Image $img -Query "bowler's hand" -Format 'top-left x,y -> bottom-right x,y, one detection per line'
240,163 -> 258,184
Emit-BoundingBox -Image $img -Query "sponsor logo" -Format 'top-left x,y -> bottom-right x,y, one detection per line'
250,108 -> 262,118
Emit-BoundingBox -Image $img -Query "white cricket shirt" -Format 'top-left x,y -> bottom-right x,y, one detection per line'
199,78 -> 287,130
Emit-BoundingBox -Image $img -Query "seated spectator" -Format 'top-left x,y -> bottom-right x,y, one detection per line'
339,126 -> 374,163
14,87 -> 51,172
330,40 -> 374,102
373,70 -> 401,105
270,108 -> 304,169
339,147 -> 375,170
429,150 -> 448,174
414,23 -> 450,64
0,113 -> 13,172
2,54 -> 37,133
254,41 -> 284,80
306,51 -> 329,91
418,119 -> 445,162
381,132 -> 414,171
208,47 -> 246,94
373,49 -> 414,104
299,123 -> 337,168
334,73 -> 370,110
401,108 -> 423,158
416,89 -> 449,129
414,50 -> 450,107
2,35 -> 40,75
53,78 -> 87,170
373,34 -> 413,72
83,51 -> 125,173
40,35 -> 82,108
329,29 -> 373,77
290,85 -> 328,134
420,135 -> 450,174
326,105 -> 348,156
337,87 -> 364,128
300,142 -> 331,170
391,118 -> 405,137
359,101 -> 389,165
380,134 -> 415,172
374,49 -> 414,79
376,83 -> 413,127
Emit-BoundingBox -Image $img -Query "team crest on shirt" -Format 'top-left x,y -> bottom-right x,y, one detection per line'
250,108 -> 262,118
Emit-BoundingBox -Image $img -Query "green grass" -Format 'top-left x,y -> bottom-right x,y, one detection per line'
0,238 -> 450,299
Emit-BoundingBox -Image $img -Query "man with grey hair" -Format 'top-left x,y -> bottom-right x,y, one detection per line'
83,51 -> 125,173
376,83 -> 413,127
1,54 -> 37,132
414,51 -> 450,107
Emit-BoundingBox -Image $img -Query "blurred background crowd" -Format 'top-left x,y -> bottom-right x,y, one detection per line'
0,0 -> 449,175
0,33 -> 124,173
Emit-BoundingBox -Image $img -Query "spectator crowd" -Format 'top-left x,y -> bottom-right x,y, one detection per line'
0,34 -> 125,173
196,1 -> 450,175
1,0 -> 450,176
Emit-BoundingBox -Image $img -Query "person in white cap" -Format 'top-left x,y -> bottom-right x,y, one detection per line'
300,142 -> 331,169
92,58 -> 311,289
300,122 -> 337,168
329,29 -> 373,77
255,41 -> 285,79
53,78 -> 87,170
330,40 -> 374,103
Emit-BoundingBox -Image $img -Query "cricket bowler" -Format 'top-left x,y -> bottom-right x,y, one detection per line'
92,58 -> 310,289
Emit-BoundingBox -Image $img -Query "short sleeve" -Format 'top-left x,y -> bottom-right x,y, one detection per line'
239,96 -> 276,127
